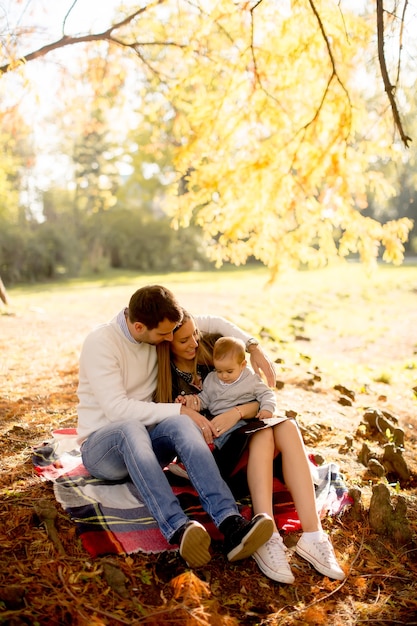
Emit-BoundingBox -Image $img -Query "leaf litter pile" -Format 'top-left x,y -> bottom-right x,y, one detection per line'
1,276 -> 417,626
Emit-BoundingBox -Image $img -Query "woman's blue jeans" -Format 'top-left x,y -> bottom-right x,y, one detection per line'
81,415 -> 240,542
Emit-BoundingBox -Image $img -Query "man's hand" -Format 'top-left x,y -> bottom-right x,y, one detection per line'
248,345 -> 276,387
180,405 -> 216,443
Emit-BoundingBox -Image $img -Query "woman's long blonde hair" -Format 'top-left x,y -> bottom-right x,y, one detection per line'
154,309 -> 220,403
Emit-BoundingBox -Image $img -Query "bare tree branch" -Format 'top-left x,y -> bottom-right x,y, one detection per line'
0,1 -> 165,74
376,0 -> 412,147
395,0 -> 408,85
63,0 -> 78,36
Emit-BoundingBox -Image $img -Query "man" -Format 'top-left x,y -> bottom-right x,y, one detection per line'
77,284 -> 274,568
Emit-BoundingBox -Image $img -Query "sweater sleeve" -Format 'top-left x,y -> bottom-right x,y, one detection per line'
194,315 -> 252,344
197,373 -> 215,411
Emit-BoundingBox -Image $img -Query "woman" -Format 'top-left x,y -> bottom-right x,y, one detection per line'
155,311 -> 345,584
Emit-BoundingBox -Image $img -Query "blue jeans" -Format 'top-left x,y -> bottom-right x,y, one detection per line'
81,415 -> 240,542
214,419 -> 247,449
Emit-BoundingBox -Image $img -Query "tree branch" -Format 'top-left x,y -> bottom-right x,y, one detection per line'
0,1 -> 165,74
248,2 -> 286,108
376,0 -> 412,147
299,0 -> 352,139
395,0 -> 408,85
307,0 -> 351,106
62,0 -> 78,36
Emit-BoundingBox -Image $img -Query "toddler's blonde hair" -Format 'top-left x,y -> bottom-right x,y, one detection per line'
213,336 -> 245,363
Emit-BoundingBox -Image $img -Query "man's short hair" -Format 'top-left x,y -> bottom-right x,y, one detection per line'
128,285 -> 183,330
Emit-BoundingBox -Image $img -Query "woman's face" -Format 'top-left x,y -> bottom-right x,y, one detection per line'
171,318 -> 199,362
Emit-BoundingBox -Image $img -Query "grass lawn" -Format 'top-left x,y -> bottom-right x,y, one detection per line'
4,260 -> 417,392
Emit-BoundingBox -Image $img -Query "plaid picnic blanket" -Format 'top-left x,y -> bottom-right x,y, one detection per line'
32,428 -> 352,558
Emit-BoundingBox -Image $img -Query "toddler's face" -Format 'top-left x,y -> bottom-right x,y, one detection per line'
213,355 -> 245,384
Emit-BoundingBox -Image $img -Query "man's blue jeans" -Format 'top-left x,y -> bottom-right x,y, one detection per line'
81,415 -> 240,542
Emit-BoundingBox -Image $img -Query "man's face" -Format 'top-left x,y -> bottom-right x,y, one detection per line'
136,318 -> 178,345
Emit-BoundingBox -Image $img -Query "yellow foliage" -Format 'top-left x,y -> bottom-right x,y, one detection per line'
149,0 -> 413,273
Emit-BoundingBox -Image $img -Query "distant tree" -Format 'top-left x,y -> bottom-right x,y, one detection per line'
0,102 -> 36,292
363,83 -> 417,255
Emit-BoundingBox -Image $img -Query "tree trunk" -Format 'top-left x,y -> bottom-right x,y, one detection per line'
0,275 -> 8,305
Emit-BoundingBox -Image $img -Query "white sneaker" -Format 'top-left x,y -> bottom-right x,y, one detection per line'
252,534 -> 295,584
295,533 -> 345,580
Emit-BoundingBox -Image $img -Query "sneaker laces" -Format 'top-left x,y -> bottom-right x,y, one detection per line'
260,535 -> 290,563
313,534 -> 340,566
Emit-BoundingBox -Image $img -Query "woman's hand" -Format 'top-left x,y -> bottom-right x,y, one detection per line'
248,345 -> 276,387
180,405 -> 216,444
179,394 -> 201,410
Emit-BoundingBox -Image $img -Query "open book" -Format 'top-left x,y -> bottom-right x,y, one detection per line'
241,414 -> 290,434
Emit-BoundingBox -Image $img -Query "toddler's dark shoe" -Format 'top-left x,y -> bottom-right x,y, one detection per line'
221,513 -> 274,562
